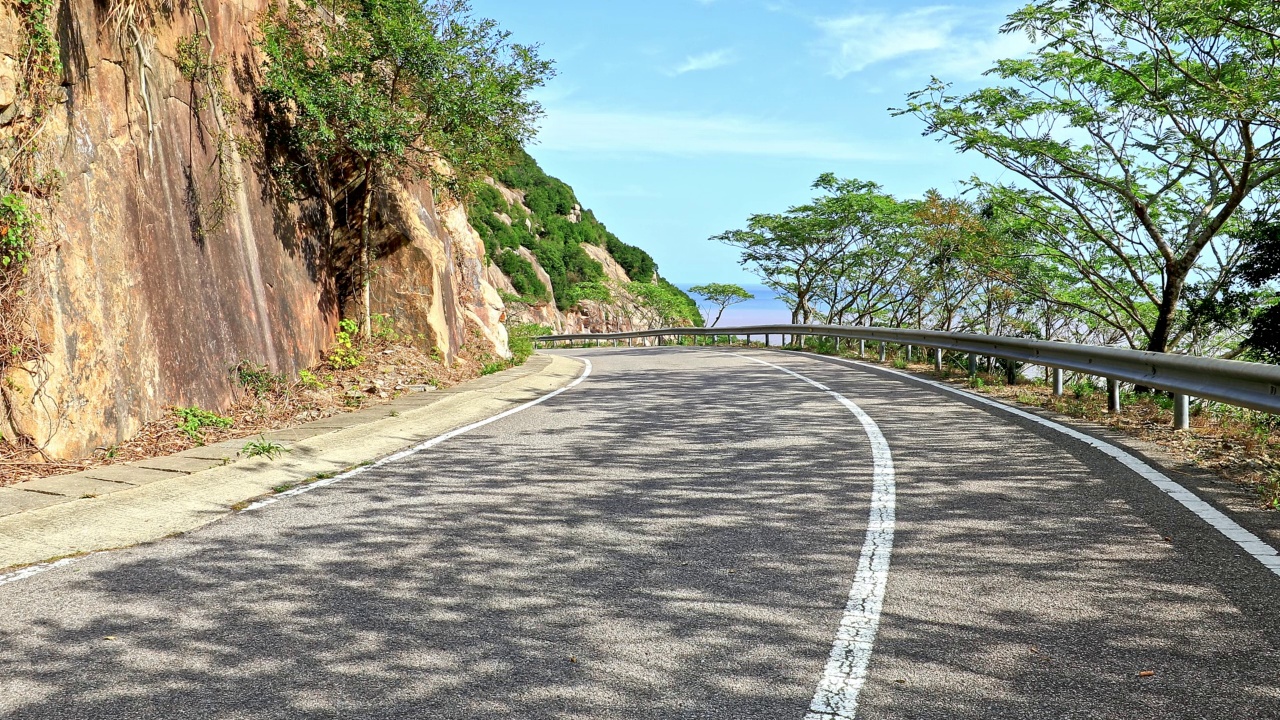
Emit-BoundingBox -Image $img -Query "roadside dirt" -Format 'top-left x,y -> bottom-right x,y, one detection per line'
0,333 -> 496,486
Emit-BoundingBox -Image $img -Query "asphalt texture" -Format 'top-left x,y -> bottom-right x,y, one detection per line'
1,347 -> 1277,719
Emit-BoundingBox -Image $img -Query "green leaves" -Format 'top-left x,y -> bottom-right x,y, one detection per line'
897,0 -> 1280,352
259,0 -> 552,188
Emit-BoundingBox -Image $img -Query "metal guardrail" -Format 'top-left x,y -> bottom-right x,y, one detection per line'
536,324 -> 1280,427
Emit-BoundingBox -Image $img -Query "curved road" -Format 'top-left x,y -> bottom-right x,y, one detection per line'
1,347 -> 1278,718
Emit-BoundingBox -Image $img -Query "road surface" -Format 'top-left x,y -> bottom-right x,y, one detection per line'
1,347 -> 1277,718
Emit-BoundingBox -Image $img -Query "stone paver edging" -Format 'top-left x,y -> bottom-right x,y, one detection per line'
0,354 -> 581,571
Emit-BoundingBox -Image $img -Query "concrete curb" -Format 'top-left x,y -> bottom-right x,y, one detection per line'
0,354 -> 583,571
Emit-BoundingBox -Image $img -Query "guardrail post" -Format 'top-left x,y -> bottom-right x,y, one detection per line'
1052,368 -> 1063,396
765,334 -> 771,347
879,343 -> 887,362
858,339 -> 865,357
934,347 -> 942,371
1107,378 -> 1121,413
906,344 -> 913,362
967,353 -> 977,376
1005,360 -> 1017,385
1174,394 -> 1190,430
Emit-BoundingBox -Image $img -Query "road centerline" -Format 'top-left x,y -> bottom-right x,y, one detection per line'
731,353 -> 895,720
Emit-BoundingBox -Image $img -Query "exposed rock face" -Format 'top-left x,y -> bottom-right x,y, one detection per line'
0,0 -> 512,458
504,243 -> 660,337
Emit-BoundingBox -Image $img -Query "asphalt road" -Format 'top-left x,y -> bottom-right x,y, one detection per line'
2,347 -> 1278,718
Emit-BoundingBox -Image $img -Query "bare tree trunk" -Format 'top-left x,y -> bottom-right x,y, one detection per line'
361,161 -> 375,340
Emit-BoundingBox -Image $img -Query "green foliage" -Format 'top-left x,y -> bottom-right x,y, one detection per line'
242,436 -> 288,460
689,282 -> 754,327
896,1 -> 1280,352
0,195 -> 36,274
174,406 -> 234,441
329,318 -> 365,369
372,313 -> 400,341
259,0 -> 552,189
627,280 -> 702,328
566,281 -> 613,308
235,362 -> 286,396
475,151 -> 668,310
1070,381 -> 1097,400
480,360 -> 508,375
494,249 -> 548,301
297,369 -> 324,390
507,322 -> 551,365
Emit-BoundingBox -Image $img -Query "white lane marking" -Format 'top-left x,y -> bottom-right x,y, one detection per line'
823,355 -> 1280,577
241,357 -> 594,512
0,359 -> 594,589
0,557 -> 84,588
731,353 -> 894,720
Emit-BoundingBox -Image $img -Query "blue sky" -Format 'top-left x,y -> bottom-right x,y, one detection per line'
468,0 -> 1032,285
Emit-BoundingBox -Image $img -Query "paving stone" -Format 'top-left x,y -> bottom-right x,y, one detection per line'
132,456 -> 228,473
173,441 -> 244,461
0,487 -> 67,516
81,466 -> 188,486
258,427 -> 333,443
13,474 -> 134,498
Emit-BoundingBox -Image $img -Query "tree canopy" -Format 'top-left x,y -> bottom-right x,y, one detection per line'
896,0 -> 1280,352
689,283 -> 754,327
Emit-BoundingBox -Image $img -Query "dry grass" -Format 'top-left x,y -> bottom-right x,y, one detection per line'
0,332 -> 498,486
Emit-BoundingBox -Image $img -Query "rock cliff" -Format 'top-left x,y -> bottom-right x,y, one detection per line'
0,0 -> 688,460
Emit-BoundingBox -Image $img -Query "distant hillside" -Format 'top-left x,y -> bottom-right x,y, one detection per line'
469,150 -> 700,328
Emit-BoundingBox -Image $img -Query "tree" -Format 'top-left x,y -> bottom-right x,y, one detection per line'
1237,219 -> 1280,362
260,0 -> 553,337
713,175 -> 904,325
627,281 -> 699,328
689,283 -> 754,327
897,0 -> 1280,353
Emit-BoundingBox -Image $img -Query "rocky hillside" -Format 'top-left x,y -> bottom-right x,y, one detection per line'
0,0 -> 694,460
472,151 -> 699,335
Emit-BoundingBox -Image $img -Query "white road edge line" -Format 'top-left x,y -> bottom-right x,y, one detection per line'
730,353 -> 893,720
824,354 -> 1280,577
0,358 -> 594,589
240,357 -> 594,512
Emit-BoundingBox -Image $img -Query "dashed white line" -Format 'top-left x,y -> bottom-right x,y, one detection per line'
732,354 -> 894,720
824,355 -> 1280,577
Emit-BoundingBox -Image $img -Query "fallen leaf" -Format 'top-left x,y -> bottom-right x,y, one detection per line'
1138,670 -> 1155,677
103,636 -> 116,641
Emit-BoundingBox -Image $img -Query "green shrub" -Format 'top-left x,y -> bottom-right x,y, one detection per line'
507,322 -> 552,365
329,318 -> 364,369
235,361 -> 285,395
480,360 -> 509,375
0,194 -> 36,274
174,406 -> 234,441
298,369 -> 324,390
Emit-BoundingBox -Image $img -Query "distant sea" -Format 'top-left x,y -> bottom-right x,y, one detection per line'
674,283 -> 792,326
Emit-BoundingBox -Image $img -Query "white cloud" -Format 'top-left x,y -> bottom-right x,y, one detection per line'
816,4 -> 1032,81
533,108 -> 898,161
672,48 -> 736,75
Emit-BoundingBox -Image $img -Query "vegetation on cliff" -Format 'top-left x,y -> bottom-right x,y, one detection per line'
468,149 -> 696,324
259,0 -> 552,337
